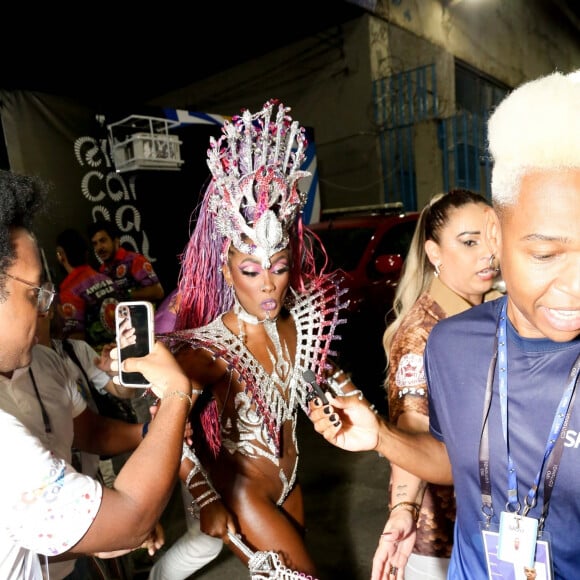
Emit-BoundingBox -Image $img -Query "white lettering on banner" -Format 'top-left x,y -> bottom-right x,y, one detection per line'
105,173 -> 133,202
91,205 -> 111,223
73,135 -> 157,263
80,171 -> 107,203
116,205 -> 142,232
74,137 -> 110,169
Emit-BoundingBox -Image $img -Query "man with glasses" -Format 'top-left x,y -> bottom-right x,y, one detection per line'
3,272 -> 56,313
0,169 -> 194,579
6,303 -> 156,579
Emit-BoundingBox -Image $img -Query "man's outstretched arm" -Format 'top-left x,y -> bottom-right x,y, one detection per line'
308,392 -> 452,485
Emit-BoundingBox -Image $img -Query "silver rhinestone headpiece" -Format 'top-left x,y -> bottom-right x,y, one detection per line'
206,99 -> 310,267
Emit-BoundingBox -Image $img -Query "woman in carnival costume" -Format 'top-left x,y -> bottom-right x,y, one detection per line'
163,99 -> 358,578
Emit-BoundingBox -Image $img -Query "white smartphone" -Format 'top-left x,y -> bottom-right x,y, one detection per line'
115,301 -> 155,387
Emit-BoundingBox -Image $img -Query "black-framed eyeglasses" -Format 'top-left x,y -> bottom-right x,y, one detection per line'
4,272 -> 56,313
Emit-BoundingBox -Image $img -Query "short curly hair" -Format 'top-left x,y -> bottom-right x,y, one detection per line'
0,170 -> 48,290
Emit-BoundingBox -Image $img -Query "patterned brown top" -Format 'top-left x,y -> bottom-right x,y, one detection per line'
387,278 -> 491,557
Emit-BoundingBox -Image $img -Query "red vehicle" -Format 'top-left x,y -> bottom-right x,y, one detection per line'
307,203 -> 419,413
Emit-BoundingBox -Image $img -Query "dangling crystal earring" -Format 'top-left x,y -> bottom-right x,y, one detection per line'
233,296 -> 246,342
434,263 -> 441,277
489,254 -> 499,273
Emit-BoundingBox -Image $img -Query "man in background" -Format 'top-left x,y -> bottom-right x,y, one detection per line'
88,220 -> 164,305
88,220 -> 164,422
56,228 -> 121,352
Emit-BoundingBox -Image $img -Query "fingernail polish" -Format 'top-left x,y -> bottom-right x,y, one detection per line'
323,406 -> 331,415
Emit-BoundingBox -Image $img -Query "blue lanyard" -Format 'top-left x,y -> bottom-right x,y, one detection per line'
497,297 -> 579,515
479,297 -> 580,527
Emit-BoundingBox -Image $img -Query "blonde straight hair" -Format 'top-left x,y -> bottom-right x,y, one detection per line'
382,189 -> 491,370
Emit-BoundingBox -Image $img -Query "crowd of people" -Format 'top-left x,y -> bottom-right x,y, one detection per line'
1,67 -> 579,580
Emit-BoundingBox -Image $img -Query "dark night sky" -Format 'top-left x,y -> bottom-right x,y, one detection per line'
1,2 -> 365,108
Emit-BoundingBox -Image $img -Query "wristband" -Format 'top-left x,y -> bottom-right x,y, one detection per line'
141,421 -> 149,438
389,501 -> 421,521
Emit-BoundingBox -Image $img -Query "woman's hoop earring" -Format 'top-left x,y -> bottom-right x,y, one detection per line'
434,263 -> 441,278
489,254 -> 500,273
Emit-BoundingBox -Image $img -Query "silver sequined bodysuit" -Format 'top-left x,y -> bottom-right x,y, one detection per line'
167,276 -> 348,505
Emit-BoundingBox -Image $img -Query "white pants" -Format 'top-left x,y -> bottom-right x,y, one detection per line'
148,482 -> 223,580
404,552 -> 450,580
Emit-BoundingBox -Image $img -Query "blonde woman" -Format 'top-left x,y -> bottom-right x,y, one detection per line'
373,189 -> 502,579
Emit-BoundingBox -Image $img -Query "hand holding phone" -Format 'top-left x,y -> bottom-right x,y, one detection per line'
115,301 -> 154,387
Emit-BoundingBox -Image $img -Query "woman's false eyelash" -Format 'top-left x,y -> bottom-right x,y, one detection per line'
272,265 -> 290,274
240,264 -> 290,277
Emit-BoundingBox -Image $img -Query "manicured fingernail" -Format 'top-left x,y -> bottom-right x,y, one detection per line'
323,406 -> 331,415
312,397 -> 322,407
332,420 -> 341,427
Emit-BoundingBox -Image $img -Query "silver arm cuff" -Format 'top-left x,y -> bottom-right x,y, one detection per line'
326,370 -> 353,395
182,443 -> 220,516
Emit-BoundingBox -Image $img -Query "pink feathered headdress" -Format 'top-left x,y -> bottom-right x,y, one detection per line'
175,99 -> 321,331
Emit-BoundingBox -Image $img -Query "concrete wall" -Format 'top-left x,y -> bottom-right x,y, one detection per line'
152,16 -> 377,211
378,0 -> 580,88
413,119 -> 444,209
152,0 -> 580,212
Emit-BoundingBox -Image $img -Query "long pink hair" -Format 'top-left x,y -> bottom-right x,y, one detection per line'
174,181 -> 326,331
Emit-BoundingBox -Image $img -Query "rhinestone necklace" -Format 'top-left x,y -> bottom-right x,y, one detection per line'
234,297 -> 289,380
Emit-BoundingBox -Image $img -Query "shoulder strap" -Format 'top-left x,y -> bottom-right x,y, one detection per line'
62,340 -> 138,424
61,339 -> 93,389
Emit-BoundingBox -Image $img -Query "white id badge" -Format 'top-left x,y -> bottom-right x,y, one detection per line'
482,522 -> 553,580
497,512 -> 538,567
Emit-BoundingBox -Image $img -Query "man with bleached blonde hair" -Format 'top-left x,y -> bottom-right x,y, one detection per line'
309,69 -> 580,579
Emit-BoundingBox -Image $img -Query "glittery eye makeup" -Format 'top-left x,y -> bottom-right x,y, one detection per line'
237,256 -> 290,277
271,260 -> 290,275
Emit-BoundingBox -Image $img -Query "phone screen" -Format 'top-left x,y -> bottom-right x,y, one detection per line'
115,301 -> 154,387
